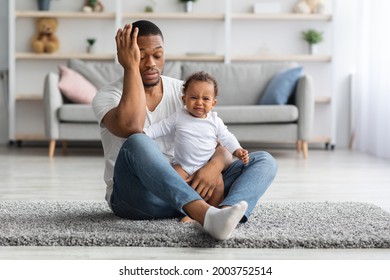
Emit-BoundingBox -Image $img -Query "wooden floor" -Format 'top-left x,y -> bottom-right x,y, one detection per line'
1,145 -> 390,260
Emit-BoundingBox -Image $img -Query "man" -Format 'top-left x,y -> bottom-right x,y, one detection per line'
92,20 -> 277,240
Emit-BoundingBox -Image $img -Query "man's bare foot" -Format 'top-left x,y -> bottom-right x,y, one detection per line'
180,216 -> 194,223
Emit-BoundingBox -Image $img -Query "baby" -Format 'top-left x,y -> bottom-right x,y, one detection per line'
144,71 -> 249,221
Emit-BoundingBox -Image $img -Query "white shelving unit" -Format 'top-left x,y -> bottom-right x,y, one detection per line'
8,0 -> 119,142
231,13 -> 332,21
8,0 -> 333,145
231,54 -> 331,62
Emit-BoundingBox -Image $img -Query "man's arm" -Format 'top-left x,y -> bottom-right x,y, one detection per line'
187,144 -> 232,201
102,24 -> 146,138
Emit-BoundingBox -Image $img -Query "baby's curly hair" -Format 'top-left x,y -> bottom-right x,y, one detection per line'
182,71 -> 218,97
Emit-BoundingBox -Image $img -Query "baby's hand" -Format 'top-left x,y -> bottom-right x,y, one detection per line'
234,148 -> 249,165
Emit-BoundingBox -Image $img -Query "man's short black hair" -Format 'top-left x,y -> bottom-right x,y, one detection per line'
131,20 -> 164,41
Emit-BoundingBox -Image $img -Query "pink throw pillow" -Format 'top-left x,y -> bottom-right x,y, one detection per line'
58,65 -> 97,104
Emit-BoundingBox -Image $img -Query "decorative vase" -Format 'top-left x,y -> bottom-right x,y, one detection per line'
87,45 -> 95,54
309,44 -> 318,55
184,1 -> 193,13
86,38 -> 96,54
37,0 -> 51,11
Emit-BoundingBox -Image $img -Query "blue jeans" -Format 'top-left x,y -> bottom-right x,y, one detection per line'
111,134 -> 277,222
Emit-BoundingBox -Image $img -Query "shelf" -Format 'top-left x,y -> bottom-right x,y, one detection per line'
166,54 -> 224,62
15,52 -> 116,61
15,11 -> 330,21
15,53 -> 330,63
122,13 -> 224,20
16,94 -> 43,101
231,55 -> 332,63
16,53 -> 225,62
15,11 -> 115,19
232,13 -> 332,21
315,96 -> 331,104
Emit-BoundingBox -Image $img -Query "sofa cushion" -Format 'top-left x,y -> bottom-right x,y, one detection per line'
68,59 -> 123,89
58,65 -> 97,104
260,67 -> 303,105
163,61 -> 182,80
58,104 -> 97,123
214,105 -> 298,124
181,62 -> 298,106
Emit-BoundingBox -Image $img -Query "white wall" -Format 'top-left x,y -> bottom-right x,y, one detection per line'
2,0 -> 359,148
0,0 -> 9,145
332,0 -> 358,148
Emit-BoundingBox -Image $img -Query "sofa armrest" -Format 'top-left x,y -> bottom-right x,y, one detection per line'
295,74 -> 315,141
43,72 -> 63,139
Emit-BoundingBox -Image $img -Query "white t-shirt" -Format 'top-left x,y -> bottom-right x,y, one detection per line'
144,108 -> 241,175
92,75 -> 184,205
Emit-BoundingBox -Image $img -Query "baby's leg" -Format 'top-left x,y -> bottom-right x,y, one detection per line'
173,164 -> 189,180
207,173 -> 224,207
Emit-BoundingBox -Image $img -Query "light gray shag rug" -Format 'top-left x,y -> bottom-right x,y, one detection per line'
1,201 -> 390,248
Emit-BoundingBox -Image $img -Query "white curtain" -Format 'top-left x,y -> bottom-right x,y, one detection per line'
353,0 -> 390,159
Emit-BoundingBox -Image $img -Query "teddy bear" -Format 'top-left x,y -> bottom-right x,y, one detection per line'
30,17 -> 60,53
82,0 -> 104,13
293,0 -> 327,14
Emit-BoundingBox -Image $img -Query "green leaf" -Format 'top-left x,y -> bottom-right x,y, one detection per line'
302,29 -> 323,44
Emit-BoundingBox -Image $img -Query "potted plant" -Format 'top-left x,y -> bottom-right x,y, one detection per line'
179,0 -> 197,13
144,0 -> 156,13
302,29 -> 323,55
82,0 -> 104,13
86,38 -> 96,53
37,0 -> 51,11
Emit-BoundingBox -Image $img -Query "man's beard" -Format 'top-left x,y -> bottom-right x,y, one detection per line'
143,77 -> 161,88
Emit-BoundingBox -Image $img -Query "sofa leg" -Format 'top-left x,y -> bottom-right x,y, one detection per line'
302,141 -> 308,159
49,140 -> 56,158
61,141 -> 68,156
296,140 -> 302,153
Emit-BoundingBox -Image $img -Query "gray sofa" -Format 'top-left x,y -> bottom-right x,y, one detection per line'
43,59 -> 314,158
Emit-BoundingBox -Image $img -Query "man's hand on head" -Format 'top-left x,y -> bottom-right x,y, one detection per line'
115,24 -> 141,71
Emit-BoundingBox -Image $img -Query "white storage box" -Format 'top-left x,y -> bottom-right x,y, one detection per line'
253,3 -> 282,14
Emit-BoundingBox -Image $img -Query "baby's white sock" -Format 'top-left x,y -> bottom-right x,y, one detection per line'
203,201 -> 248,240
